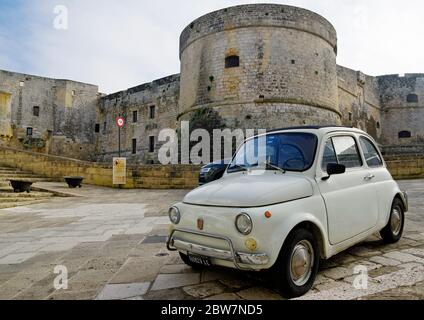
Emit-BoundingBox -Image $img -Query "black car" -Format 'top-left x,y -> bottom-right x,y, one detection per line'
199,159 -> 231,185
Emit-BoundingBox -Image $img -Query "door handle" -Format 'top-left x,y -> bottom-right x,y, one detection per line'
364,174 -> 375,181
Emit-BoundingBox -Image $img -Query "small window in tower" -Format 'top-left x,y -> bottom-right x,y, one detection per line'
133,110 -> 138,123
398,131 -> 411,139
95,124 -> 100,133
26,127 -> 33,136
291,59 -> 296,64
376,122 -> 380,129
149,136 -> 155,153
19,81 -> 25,87
407,94 -> 418,103
225,55 -> 240,68
71,90 -> 76,96
33,106 -> 40,117
348,112 -> 352,121
149,106 -> 156,119
132,138 -> 137,154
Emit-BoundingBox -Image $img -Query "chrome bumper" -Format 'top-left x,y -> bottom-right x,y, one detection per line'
167,228 -> 269,270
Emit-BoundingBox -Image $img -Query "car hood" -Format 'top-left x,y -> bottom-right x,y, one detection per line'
184,172 -> 314,207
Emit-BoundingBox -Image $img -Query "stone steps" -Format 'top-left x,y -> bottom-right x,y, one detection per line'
0,200 -> 46,209
0,164 -> 60,209
0,190 -> 55,198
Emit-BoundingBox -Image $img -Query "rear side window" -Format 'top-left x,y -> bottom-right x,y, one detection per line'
332,136 -> 363,169
359,137 -> 383,167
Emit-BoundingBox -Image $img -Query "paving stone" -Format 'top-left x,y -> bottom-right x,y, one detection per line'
80,257 -> 127,272
0,252 -> 37,265
369,256 -> 402,267
237,287 -> 284,300
219,278 -> 255,290
151,273 -> 201,291
401,248 -> 424,258
47,289 -> 99,300
322,267 -> 352,280
108,257 -> 164,284
204,293 -> 242,300
348,246 -> 382,258
143,287 -> 194,300
383,251 -> 424,264
183,281 -> 226,298
368,266 -> 401,278
200,268 -> 240,282
96,282 -> 150,300
315,279 -> 343,292
160,264 -> 196,274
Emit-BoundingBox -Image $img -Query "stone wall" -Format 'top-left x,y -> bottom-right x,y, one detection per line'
385,154 -> 424,180
0,70 -> 100,160
0,146 -> 199,189
97,75 -> 180,164
378,74 -> 424,148
337,65 -> 382,141
178,4 -> 341,133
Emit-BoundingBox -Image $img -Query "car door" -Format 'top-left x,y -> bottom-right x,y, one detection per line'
317,134 -> 379,245
358,136 -> 394,222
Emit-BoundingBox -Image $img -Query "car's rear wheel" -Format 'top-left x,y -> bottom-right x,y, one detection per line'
271,228 -> 319,298
380,198 -> 405,244
179,252 -> 205,269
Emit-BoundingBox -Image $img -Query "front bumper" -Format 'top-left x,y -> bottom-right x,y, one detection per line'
167,228 -> 269,270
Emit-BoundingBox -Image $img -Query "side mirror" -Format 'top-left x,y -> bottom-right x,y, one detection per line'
322,163 -> 346,181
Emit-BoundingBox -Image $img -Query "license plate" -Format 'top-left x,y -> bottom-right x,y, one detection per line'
187,253 -> 211,266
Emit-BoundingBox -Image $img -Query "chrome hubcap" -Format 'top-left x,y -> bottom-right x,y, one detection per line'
290,240 -> 314,286
391,206 -> 402,236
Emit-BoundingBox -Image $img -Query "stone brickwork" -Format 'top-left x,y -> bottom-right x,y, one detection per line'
97,75 -> 180,164
0,146 -> 199,189
378,74 -> 424,149
0,70 -> 100,161
385,154 -> 424,179
178,4 -> 341,132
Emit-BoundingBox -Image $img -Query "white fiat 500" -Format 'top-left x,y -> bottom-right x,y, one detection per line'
167,126 -> 408,298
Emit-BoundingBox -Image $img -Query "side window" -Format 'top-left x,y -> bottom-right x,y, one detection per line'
332,136 -> 363,168
360,137 -> 383,167
322,139 -> 337,171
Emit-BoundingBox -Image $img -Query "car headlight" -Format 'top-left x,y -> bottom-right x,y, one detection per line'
169,206 -> 181,224
235,213 -> 253,235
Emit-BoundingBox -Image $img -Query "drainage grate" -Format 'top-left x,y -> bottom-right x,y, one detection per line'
142,235 -> 168,244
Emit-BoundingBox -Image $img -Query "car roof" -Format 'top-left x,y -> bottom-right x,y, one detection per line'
267,125 -> 366,136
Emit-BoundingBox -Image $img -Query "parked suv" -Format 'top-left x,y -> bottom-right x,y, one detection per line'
167,126 -> 408,298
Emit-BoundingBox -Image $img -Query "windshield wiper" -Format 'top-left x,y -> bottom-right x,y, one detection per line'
227,164 -> 248,173
263,161 -> 286,174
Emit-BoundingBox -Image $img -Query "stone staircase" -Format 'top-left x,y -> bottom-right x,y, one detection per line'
0,164 -> 58,209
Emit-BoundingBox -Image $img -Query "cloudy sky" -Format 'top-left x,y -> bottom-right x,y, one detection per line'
0,0 -> 423,93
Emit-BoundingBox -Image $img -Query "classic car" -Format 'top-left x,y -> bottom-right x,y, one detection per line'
167,126 -> 408,298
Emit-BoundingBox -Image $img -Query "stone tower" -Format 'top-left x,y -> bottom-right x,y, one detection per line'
178,4 -> 341,131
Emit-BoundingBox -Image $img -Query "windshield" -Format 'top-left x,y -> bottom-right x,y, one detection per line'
227,132 -> 318,173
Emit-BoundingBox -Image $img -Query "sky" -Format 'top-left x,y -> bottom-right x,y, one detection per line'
0,0 -> 423,94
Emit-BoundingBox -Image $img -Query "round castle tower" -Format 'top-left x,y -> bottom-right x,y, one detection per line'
178,3 -> 341,130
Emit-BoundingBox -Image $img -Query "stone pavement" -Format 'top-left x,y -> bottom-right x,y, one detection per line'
0,180 -> 423,300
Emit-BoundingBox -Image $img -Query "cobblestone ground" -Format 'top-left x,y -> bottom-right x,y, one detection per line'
0,180 -> 423,300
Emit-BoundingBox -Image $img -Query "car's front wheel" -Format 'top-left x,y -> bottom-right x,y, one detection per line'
380,198 -> 405,244
271,228 -> 319,298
